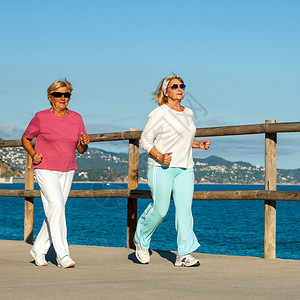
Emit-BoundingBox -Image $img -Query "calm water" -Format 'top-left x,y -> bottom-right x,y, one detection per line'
0,183 -> 299,260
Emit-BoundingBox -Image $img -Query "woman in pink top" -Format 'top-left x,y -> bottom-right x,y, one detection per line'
22,79 -> 89,268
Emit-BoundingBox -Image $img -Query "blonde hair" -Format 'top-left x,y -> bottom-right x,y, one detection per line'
152,74 -> 184,106
47,78 -> 73,97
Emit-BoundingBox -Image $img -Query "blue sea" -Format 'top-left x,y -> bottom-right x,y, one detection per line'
1,183 -> 300,260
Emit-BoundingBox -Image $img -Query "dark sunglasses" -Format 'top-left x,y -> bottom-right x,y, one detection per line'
51,92 -> 71,98
170,84 -> 186,90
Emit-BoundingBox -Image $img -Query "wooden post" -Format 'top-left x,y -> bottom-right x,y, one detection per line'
24,152 -> 34,244
127,128 -> 139,248
264,120 -> 277,258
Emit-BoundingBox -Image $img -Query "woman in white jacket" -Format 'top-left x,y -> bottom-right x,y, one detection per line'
134,75 -> 211,267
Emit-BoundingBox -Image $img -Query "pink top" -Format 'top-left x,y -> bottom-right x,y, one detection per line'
25,109 -> 87,171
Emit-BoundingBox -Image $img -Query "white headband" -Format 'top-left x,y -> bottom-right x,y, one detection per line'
161,76 -> 173,96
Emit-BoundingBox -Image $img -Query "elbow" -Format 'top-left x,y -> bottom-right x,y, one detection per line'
139,138 -> 151,153
21,133 -> 27,147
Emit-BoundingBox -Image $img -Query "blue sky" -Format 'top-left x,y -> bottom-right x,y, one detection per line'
0,0 -> 299,169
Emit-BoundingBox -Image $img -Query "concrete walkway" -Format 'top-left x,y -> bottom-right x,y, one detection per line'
1,240 -> 300,300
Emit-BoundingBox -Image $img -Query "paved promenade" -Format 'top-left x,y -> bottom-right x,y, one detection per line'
1,240 -> 300,300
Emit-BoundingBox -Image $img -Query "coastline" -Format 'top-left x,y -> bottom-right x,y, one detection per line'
72,181 -> 300,186
0,180 -> 300,186
1,178 -> 298,185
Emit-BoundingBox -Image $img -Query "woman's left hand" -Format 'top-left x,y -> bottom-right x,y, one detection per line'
77,132 -> 90,154
80,132 -> 90,145
199,139 -> 211,150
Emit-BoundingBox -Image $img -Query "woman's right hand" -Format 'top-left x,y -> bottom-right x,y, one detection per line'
158,152 -> 172,165
32,152 -> 43,165
21,134 -> 42,165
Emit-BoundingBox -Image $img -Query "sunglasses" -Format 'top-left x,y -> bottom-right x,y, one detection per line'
170,84 -> 186,90
51,92 -> 71,98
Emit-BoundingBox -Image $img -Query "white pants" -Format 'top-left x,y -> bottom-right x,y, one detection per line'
32,169 -> 75,259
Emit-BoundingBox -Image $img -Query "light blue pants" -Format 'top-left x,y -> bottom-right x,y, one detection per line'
134,165 -> 200,256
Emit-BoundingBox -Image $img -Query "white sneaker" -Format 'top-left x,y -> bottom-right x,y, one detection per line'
57,255 -> 75,268
175,254 -> 200,267
30,249 -> 48,267
134,241 -> 150,264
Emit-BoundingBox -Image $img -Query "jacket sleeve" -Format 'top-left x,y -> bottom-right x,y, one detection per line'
140,109 -> 162,153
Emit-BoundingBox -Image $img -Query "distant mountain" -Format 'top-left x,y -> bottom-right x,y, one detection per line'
0,144 -> 299,184
0,159 -> 23,178
192,155 -> 253,168
0,145 -> 25,171
75,149 -> 255,170
73,148 -> 299,184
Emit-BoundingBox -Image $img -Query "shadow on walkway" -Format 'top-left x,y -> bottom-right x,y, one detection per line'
128,249 -> 176,265
29,244 -> 58,266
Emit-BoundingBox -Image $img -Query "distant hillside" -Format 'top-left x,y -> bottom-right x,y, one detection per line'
0,142 -> 299,184
74,149 -> 257,182
73,147 -> 299,184
0,159 -> 23,178
192,155 -> 253,168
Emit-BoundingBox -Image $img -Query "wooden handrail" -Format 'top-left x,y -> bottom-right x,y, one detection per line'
195,122 -> 300,137
1,189 -> 300,201
1,121 -> 300,148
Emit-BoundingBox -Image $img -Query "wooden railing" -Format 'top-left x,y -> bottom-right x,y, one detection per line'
0,121 -> 300,259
